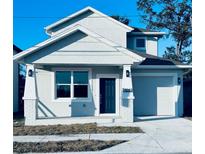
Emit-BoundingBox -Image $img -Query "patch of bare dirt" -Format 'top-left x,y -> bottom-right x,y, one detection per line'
13,140 -> 125,153
14,123 -> 143,135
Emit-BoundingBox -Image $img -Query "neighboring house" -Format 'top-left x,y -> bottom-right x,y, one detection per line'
183,70 -> 192,116
13,45 -> 22,113
13,7 -> 191,125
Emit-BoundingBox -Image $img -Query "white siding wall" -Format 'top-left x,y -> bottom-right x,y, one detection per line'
49,11 -> 130,47
24,31 -> 134,65
147,37 -> 158,56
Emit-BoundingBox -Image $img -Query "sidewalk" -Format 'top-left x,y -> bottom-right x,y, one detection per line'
14,117 -> 192,154
13,133 -> 142,142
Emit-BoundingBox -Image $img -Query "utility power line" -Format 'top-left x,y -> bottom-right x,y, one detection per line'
13,15 -> 142,19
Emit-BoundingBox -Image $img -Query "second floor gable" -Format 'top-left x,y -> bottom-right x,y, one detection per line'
45,6 -> 133,48
44,6 -> 165,56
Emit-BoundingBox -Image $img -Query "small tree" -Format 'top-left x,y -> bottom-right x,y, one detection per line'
137,0 -> 192,62
163,46 -> 192,64
111,15 -> 130,25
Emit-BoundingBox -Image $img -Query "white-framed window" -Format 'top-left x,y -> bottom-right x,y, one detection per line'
135,37 -> 146,49
73,71 -> 88,98
55,71 -> 71,98
54,69 -> 90,100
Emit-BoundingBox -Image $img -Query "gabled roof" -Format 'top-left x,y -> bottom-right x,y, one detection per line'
14,24 -> 144,63
44,6 -> 133,34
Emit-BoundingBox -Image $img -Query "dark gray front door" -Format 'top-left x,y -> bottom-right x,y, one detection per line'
100,78 -> 116,114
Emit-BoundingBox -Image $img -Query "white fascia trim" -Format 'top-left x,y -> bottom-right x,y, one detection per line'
87,7 -> 133,31
44,6 -> 133,33
134,65 -> 192,69
44,7 -> 91,31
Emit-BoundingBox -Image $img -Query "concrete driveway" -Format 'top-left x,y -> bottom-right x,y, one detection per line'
14,116 -> 191,154
101,116 -> 192,153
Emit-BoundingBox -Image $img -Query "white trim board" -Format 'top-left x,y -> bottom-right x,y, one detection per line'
51,67 -> 93,103
130,32 -> 166,36
133,65 -> 192,69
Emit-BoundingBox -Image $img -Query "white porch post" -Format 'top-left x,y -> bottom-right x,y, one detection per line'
23,64 -> 37,125
121,65 -> 134,122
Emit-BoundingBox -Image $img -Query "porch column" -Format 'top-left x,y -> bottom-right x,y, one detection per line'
23,64 -> 37,125
121,65 -> 134,122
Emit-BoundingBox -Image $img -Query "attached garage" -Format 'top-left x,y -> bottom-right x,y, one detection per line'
133,73 -> 177,116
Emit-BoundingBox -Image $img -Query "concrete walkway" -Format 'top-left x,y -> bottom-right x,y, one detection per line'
100,117 -> 192,153
13,133 -> 141,142
14,117 -> 192,154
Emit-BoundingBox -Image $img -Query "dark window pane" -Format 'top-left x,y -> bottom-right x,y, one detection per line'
73,71 -> 88,84
74,85 -> 88,98
136,39 -> 145,48
57,85 -> 70,98
56,71 -> 71,84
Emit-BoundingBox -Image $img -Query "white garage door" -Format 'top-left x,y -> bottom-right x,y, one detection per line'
133,75 -> 175,116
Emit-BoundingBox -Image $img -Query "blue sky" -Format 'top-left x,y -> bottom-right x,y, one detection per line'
14,0 -> 176,56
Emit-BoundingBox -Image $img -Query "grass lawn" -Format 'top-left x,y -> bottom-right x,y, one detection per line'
13,140 -> 125,153
14,122 -> 143,135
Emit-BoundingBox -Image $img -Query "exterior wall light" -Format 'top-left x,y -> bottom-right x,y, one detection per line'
178,77 -> 181,85
126,70 -> 130,77
28,69 -> 33,77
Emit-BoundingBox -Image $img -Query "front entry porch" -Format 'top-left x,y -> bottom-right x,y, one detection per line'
23,64 -> 135,125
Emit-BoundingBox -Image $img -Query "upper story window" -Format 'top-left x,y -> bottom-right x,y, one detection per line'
55,71 -> 89,99
135,38 -> 146,49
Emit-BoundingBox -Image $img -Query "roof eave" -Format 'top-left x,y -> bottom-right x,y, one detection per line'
133,65 -> 192,69
129,32 -> 166,36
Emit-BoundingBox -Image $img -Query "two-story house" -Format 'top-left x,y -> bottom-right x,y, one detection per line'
13,7 -> 191,125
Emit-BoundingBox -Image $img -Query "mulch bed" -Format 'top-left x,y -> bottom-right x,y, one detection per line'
13,140 -> 125,153
14,123 -> 143,135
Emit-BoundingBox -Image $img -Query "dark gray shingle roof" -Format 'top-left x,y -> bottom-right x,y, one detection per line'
131,26 -> 153,33
129,49 -> 185,65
